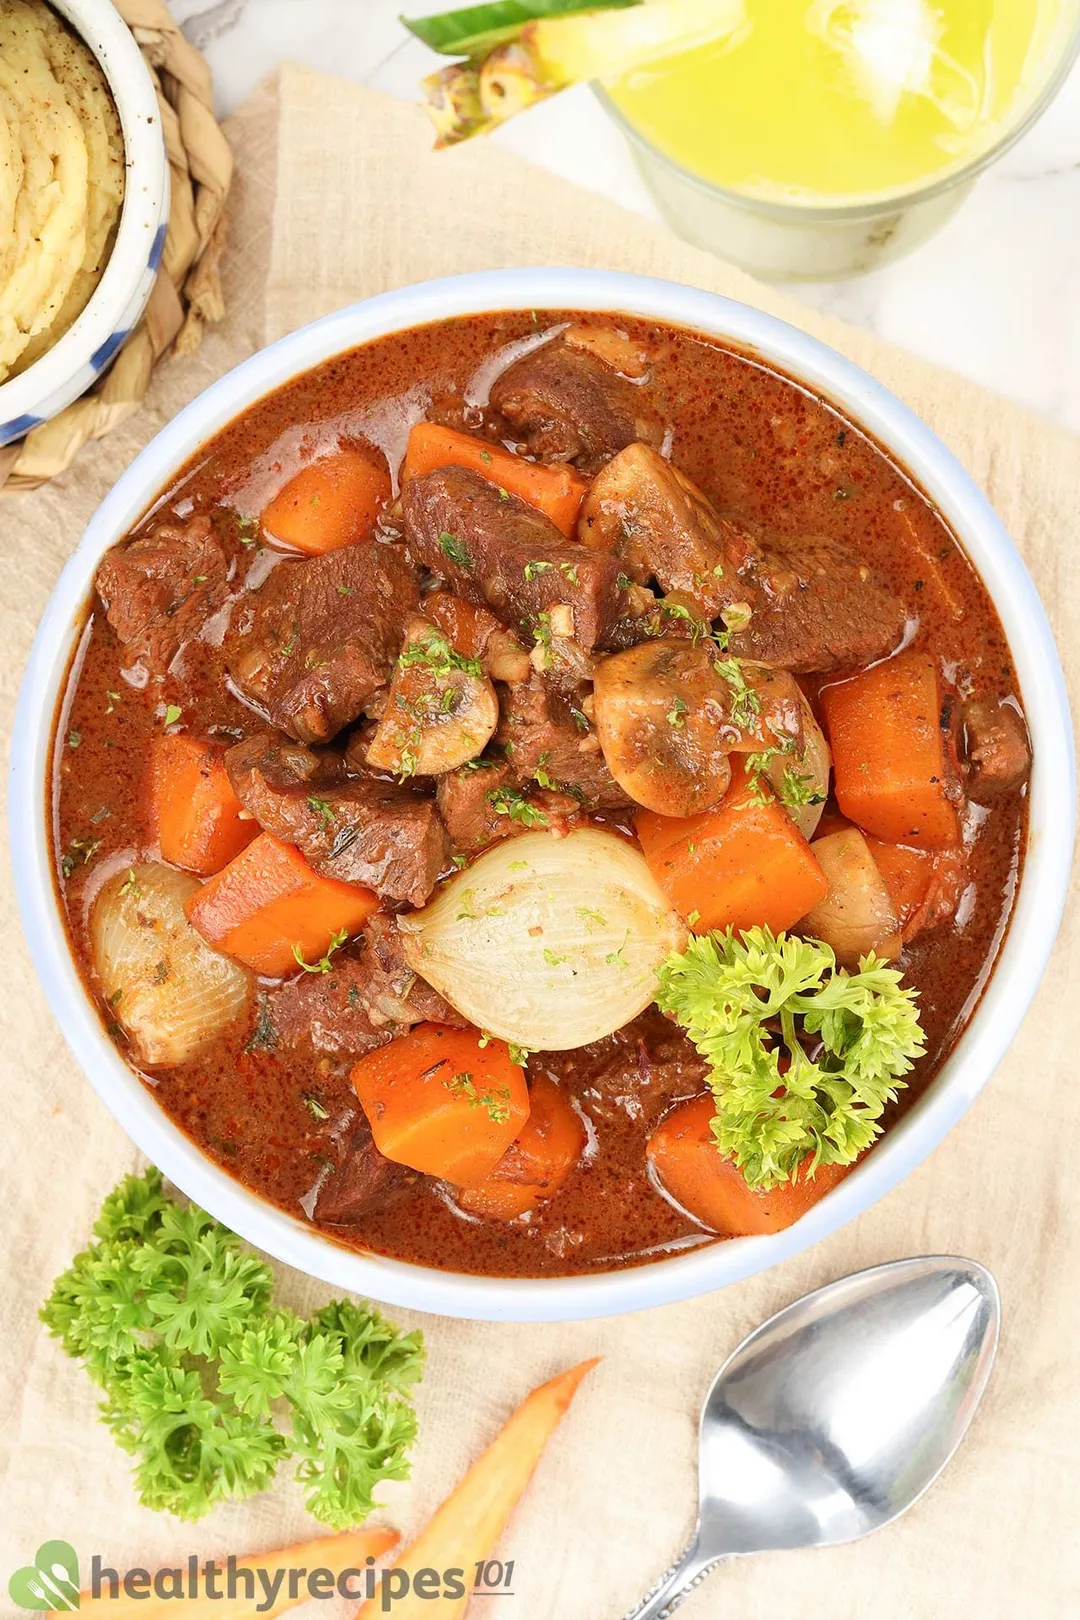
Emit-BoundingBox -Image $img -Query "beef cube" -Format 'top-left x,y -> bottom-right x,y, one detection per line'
729,534 -> 908,674
905,845 -> 969,939
548,1008 -> 708,1129
272,961 -> 386,1058
578,445 -> 907,671
425,392 -> 514,445
359,911 -> 467,1027
577,443 -> 737,619
437,758 -> 585,851
961,698 -> 1032,801
489,332 -> 665,474
436,761 -> 518,852
226,538 -> 419,743
402,466 -> 638,651
272,914 -> 465,1058
313,1117 -> 413,1224
496,672 -> 631,810
348,912 -> 465,1029
603,600 -> 702,651
95,516 -> 229,674
225,732 -> 449,906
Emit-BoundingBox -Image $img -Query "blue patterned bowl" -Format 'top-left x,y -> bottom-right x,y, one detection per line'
0,0 -> 169,449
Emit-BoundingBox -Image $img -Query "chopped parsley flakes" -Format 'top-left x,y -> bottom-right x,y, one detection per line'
398,625 -> 482,680
486,786 -> 548,828
307,795 -> 335,829
438,531 -> 472,570
443,1071 -> 512,1125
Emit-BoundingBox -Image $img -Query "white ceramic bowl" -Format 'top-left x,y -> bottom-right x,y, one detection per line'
0,0 -> 169,448
10,269 -> 1075,1321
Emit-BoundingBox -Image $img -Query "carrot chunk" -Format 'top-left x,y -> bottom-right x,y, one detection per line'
357,1360 -> 597,1620
427,590 -> 495,660
148,734 -> 258,876
636,764 -> 827,934
185,832 -> 377,976
867,836 -> 968,943
459,1075 -> 585,1219
648,1094 -> 850,1237
821,651 -> 961,850
351,1024 -> 530,1188
864,837 -> 935,924
260,444 -> 391,555
427,589 -> 531,684
401,421 -> 587,537
77,1526 -> 398,1618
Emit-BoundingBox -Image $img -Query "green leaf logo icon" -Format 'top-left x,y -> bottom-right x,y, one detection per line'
8,1542 -> 80,1610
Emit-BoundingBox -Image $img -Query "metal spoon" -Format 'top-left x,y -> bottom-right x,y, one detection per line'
624,1255 -> 1000,1619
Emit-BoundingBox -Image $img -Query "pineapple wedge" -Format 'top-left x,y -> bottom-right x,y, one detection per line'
419,0 -> 746,146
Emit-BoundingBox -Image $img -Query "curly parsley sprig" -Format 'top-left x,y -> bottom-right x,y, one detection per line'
657,927 -> 925,1190
41,1169 -> 423,1525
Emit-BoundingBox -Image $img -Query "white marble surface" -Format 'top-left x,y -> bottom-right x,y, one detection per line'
176,0 -> 1080,434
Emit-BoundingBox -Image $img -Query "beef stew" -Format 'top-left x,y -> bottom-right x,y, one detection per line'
51,311 -> 1030,1278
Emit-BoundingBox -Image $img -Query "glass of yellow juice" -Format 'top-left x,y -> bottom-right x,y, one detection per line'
598,0 -> 1080,278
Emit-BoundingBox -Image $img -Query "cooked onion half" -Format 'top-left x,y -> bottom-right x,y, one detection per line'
767,691 -> 831,840
800,829 -> 901,967
398,827 -> 687,1050
91,862 -> 252,1066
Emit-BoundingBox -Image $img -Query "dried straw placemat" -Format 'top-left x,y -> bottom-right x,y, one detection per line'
0,0 -> 233,493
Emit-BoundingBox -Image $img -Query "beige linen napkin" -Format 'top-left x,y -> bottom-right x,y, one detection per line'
2,63 -> 1079,1620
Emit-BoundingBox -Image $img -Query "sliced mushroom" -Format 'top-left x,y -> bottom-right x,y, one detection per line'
592,641 -> 730,817
592,644 -> 815,818
577,442 -> 735,617
365,615 -> 499,777
732,662 -> 805,750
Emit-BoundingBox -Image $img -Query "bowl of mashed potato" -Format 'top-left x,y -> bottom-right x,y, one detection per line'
0,0 -> 168,447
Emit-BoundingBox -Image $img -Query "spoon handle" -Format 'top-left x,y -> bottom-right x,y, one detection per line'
621,1535 -> 721,1620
